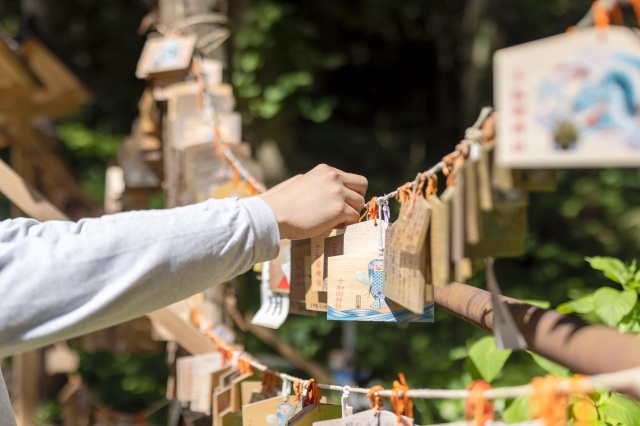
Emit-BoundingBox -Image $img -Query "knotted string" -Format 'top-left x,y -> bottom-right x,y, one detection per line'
390,373 -> 413,422
465,380 -> 494,426
367,385 -> 385,414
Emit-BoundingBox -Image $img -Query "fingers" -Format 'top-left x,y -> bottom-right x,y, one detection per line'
340,172 -> 368,197
343,187 -> 366,213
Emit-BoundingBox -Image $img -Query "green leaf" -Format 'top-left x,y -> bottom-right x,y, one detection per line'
593,288 -> 637,327
557,294 -> 595,315
263,85 -> 289,103
527,352 -> 571,377
599,393 -> 640,426
503,395 -> 530,423
521,299 -> 551,309
239,51 -> 262,73
467,336 -> 512,383
586,257 -> 629,286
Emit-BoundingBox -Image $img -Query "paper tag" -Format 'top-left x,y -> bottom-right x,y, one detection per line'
327,251 -> 434,322
429,193 -> 450,286
136,34 -> 197,79
312,409 -> 414,426
391,197 -> 431,254
383,224 -> 431,314
252,260 -> 290,329
287,403 -> 342,425
242,395 -> 296,426
496,26 -> 640,168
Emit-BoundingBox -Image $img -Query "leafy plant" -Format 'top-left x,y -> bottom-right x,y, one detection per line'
558,257 -> 640,332
465,257 -> 640,425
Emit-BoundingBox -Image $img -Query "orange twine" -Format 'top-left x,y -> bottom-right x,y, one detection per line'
402,175 -> 425,216
367,385 -> 385,414
465,380 -> 494,426
529,375 -> 568,426
237,354 -> 254,375
481,113 -> 496,144
390,373 -> 413,423
261,370 -> 281,395
425,175 -> 438,197
359,196 -> 379,224
395,183 -> 412,204
293,380 -> 304,403
593,1 -> 610,28
305,378 -> 322,407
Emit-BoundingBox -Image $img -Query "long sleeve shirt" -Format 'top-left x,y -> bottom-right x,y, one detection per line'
0,197 -> 280,425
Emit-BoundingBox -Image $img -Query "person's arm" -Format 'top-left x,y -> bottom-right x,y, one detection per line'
0,197 -> 279,357
0,164 -> 367,357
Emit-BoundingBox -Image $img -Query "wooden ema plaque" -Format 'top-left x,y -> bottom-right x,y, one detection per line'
289,239 -> 316,316
430,190 -> 452,286
305,256 -> 328,312
242,395 -> 296,426
313,409 -> 414,425
326,221 -> 434,322
310,229 -> 343,291
383,224 -> 433,315
465,191 -> 528,258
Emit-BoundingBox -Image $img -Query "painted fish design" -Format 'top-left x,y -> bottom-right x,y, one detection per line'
355,259 -> 390,309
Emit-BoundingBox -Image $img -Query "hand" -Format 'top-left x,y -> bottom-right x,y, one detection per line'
258,164 -> 367,240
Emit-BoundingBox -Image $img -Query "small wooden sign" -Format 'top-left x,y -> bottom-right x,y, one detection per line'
429,193 -> 450,286
313,408 -> 414,425
305,256 -> 327,312
384,223 -> 433,314
465,191 -> 529,258
310,229 -> 343,291
495,26 -> 640,168
136,34 -> 197,79
391,197 -> 431,254
287,403 -> 342,425
175,352 -> 223,409
327,252 -> 434,322
242,395 -> 296,426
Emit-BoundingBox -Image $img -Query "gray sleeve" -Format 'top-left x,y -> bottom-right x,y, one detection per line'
0,197 -> 280,357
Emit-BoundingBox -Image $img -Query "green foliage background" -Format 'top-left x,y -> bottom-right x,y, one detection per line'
3,0 -> 640,423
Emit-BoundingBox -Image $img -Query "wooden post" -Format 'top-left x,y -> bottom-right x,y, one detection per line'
13,350 -> 40,426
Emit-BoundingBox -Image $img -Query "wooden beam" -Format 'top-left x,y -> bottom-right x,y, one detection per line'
12,350 -> 40,426
0,158 -> 68,221
146,308 -> 218,355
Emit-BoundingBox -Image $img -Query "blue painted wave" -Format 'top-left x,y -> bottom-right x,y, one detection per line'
327,304 -> 434,322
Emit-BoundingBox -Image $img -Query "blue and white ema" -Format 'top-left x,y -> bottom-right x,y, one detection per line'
355,258 -> 391,309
